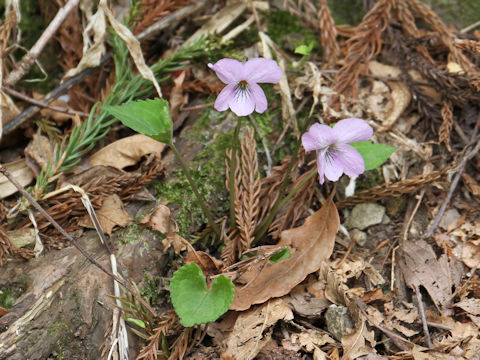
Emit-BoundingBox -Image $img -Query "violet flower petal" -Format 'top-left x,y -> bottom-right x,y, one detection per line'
214,83 -> 237,112
249,82 -> 268,113
301,123 -> 337,152
229,86 -> 255,116
337,144 -> 365,178
208,59 -> 244,84
324,150 -> 344,182
244,58 -> 282,83
333,118 -> 373,144
316,150 -> 327,184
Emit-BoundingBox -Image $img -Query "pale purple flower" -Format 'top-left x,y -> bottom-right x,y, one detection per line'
302,118 -> 373,184
208,58 -> 282,116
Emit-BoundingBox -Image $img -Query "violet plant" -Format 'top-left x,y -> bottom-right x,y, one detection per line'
103,56 -> 394,328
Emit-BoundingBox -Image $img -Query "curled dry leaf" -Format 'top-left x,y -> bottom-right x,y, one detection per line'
231,191 -> 339,311
140,204 -> 186,254
88,134 -> 165,169
79,194 -> 131,235
0,159 -> 34,200
222,298 -> 293,360
367,61 -> 411,132
25,133 -> 54,175
341,318 -> 375,360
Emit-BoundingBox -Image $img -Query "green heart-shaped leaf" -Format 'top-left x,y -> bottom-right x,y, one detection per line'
170,263 -> 234,327
351,141 -> 395,171
103,98 -> 172,144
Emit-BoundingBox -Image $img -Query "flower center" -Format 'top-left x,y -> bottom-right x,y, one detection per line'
238,80 -> 248,89
234,80 -> 251,103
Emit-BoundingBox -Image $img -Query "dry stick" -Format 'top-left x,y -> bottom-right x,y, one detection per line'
414,285 -> 432,348
5,0 -> 80,86
2,86 -> 90,117
424,130 -> 480,238
0,166 -> 156,316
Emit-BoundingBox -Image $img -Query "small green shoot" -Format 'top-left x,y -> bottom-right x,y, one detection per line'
269,246 -> 291,263
125,317 -> 147,329
294,41 -> 315,56
170,263 -> 234,327
350,141 -> 396,171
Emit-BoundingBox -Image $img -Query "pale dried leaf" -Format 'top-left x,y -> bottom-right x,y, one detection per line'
163,233 -> 186,255
290,329 -> 335,355
462,173 -> 480,197
368,61 -> 411,131
25,133 -> 54,172
455,298 -> 480,316
0,159 -> 34,199
140,204 -> 171,234
169,71 -> 187,122
88,134 -> 165,169
286,290 -> 330,318
99,0 -> 161,97
64,3 -> 106,79
7,228 -> 36,248
399,240 -> 463,315
79,194 -> 131,235
341,320 -> 375,360
185,249 -> 224,274
222,298 -> 293,360
231,192 -> 339,310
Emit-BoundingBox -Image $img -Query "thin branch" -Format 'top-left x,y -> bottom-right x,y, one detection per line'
5,0 -> 80,86
2,86 -> 89,117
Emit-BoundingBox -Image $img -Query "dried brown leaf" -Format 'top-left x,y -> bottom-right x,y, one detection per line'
341,318 -> 375,360
462,173 -> 480,197
88,134 -> 165,170
399,240 -> 463,315
78,194 -> 131,235
231,191 -> 339,311
222,298 -> 294,360
0,159 -> 34,200
455,298 -> 480,316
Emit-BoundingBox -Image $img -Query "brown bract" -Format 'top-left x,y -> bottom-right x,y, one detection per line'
230,191 -> 339,311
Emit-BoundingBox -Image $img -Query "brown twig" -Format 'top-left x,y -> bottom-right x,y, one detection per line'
2,86 -> 89,117
414,285 -> 432,347
0,166 -> 156,316
425,126 -> 480,238
4,0 -> 80,87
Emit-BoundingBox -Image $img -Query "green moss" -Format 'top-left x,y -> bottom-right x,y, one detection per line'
266,10 -> 318,52
424,0 -> 480,28
115,223 -> 145,245
356,168 -> 384,193
327,0 -> 365,26
141,272 -> 160,305
0,288 -> 15,309
49,322 -> 72,360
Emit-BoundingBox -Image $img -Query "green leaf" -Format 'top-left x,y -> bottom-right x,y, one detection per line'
269,247 -> 291,263
125,317 -> 146,329
170,263 -> 234,327
103,99 -> 172,144
351,141 -> 395,171
294,41 -> 314,56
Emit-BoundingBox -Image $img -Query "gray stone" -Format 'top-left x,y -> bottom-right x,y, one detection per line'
325,304 -> 354,341
345,203 -> 386,230
350,229 -> 367,247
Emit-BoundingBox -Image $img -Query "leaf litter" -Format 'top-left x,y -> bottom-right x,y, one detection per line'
1,0 -> 480,359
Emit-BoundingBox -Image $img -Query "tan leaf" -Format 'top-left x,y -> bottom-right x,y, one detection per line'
25,133 -> 54,174
79,194 -> 131,235
185,249 -> 223,275
399,240 -> 463,315
0,159 -> 34,199
222,298 -> 293,360
140,204 -> 171,233
88,134 -> 165,169
231,191 -> 339,311
341,320 -> 375,360
290,329 -> 335,354
455,298 -> 480,316
462,173 -> 480,197
162,233 -> 186,255
169,71 -> 188,122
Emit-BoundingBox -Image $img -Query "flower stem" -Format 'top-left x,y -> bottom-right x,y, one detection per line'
228,118 -> 242,229
169,143 -> 221,238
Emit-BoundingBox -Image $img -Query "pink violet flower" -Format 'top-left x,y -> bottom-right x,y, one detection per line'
208,58 -> 282,116
302,118 -> 373,184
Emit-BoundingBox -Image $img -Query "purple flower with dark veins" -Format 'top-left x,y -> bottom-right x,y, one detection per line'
302,118 -> 373,184
208,58 -> 282,116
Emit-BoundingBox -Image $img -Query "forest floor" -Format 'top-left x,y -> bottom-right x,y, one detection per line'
1,1 -> 480,359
